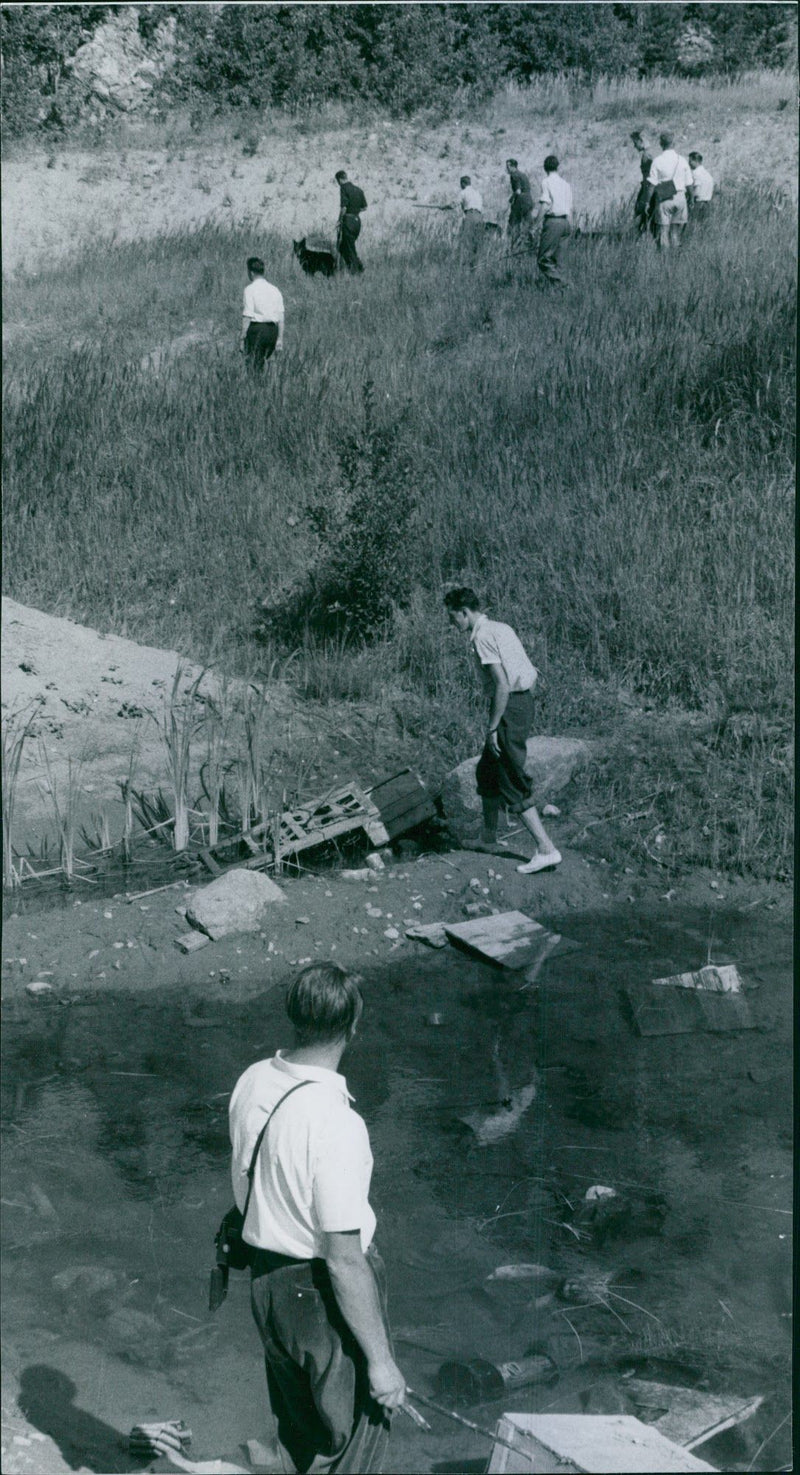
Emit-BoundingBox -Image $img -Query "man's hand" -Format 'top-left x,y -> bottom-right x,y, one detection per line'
486,729 -> 501,756
368,1355 -> 406,1409
239,341 -> 246,354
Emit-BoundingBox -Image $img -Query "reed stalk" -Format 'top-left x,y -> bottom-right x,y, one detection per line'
2,706 -> 38,889
157,667 -> 205,851
37,744 -> 83,881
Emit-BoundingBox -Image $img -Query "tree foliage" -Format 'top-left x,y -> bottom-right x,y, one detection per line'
2,2 -> 796,136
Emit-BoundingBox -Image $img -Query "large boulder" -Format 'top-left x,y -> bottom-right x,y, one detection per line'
440,736 -> 595,839
66,8 -> 177,113
186,869 -> 286,941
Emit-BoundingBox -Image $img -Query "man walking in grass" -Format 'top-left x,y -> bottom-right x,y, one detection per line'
444,588 -> 561,874
688,152 -> 715,221
230,963 -> 406,1473
648,132 -> 693,249
241,257 -> 284,368
335,169 -> 367,273
506,158 -> 535,249
536,155 -> 572,286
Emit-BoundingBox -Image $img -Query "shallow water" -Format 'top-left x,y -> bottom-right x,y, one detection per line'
1,901 -> 792,1473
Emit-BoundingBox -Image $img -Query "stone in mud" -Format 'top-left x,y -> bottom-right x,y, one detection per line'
186,869 -> 286,940
439,736 -> 595,840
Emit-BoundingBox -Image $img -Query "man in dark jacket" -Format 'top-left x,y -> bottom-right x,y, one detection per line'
335,170 -> 367,273
506,158 -> 534,249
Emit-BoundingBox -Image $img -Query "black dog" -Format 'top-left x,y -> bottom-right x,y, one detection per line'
293,238 -> 337,277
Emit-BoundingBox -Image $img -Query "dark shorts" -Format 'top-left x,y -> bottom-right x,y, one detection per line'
475,688 -> 535,812
250,1246 -> 391,1474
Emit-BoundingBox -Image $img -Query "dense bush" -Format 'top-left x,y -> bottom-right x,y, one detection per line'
2,3 -> 797,135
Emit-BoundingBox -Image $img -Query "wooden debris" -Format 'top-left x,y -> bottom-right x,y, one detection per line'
369,768 -> 436,839
626,985 -> 756,1036
445,910 -> 576,970
652,965 -> 743,994
486,1413 -> 717,1473
625,1380 -> 763,1450
174,931 -> 211,954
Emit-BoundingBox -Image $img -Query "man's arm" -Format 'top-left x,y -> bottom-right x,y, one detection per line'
323,1230 -> 406,1408
240,314 -> 251,352
276,310 -> 284,351
486,663 -> 510,753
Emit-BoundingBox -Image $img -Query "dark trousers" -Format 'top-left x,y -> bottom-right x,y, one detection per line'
245,321 -> 279,368
538,216 -> 570,283
690,200 -> 712,223
508,200 -> 534,248
250,1247 -> 391,1474
475,689 -> 535,814
338,214 -> 363,273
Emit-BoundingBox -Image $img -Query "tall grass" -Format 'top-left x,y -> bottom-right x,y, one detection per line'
3,183 -> 794,877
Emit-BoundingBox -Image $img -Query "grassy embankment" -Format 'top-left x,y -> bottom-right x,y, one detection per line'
3,160 -> 794,879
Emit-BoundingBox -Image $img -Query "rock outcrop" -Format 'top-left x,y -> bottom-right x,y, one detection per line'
66,7 -> 177,113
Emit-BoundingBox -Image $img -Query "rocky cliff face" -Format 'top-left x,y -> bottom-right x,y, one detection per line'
64,6 -> 177,114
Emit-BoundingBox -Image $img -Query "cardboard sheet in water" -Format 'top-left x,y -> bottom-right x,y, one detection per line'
626,984 -> 756,1036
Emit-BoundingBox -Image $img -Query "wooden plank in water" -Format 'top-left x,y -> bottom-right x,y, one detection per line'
445,910 -> 575,970
626,985 -> 755,1036
625,1381 -> 763,1450
486,1414 -> 717,1473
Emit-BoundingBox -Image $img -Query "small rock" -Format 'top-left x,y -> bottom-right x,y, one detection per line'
383,927 -> 400,940
710,879 -> 719,890
542,804 -> 561,817
585,1185 -> 616,1202
365,853 -> 385,872
366,905 -> 383,918
295,916 -> 310,925
405,923 -> 448,949
469,878 -> 482,891
26,980 -> 54,996
341,868 -> 371,881
463,901 -> 491,918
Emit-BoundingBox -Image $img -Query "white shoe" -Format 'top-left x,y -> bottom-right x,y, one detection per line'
517,849 -> 562,875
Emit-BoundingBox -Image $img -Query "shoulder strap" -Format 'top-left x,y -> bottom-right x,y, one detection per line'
241,1080 -> 312,1231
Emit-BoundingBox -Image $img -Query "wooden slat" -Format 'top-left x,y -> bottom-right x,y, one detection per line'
626,986 -> 756,1036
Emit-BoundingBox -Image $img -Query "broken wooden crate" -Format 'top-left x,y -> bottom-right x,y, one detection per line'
625,984 -> 755,1036
444,910 -> 578,971
201,770 -> 433,873
486,1413 -> 717,1473
624,1380 -> 763,1451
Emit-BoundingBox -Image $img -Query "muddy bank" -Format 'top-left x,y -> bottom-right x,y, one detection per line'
1,847 -> 792,1473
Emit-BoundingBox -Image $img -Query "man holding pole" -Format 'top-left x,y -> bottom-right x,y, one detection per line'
229,964 -> 405,1472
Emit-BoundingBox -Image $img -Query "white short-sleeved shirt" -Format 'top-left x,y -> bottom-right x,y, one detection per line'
648,149 -> 693,195
470,613 -> 538,693
229,1051 -> 376,1258
690,164 -> 714,201
243,277 -> 285,323
539,172 -> 572,217
459,185 -> 483,213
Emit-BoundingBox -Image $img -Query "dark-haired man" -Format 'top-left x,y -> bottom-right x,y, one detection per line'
688,151 -> 714,221
444,588 -> 561,874
648,132 -> 692,249
241,257 -> 284,368
335,170 -> 367,273
506,157 -> 534,248
229,964 -> 404,1473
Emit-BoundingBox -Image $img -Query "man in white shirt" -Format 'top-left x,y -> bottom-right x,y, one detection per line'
444,587 -> 561,874
241,256 -> 284,368
647,132 -> 693,249
229,964 -> 405,1472
688,152 -> 714,222
536,155 -> 572,287
459,174 -> 483,217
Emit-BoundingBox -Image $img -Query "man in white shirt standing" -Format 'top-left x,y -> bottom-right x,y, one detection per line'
444,587 -> 561,874
536,155 -> 573,287
647,132 -> 693,249
229,964 -> 405,1473
688,151 -> 715,222
240,256 -> 284,369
